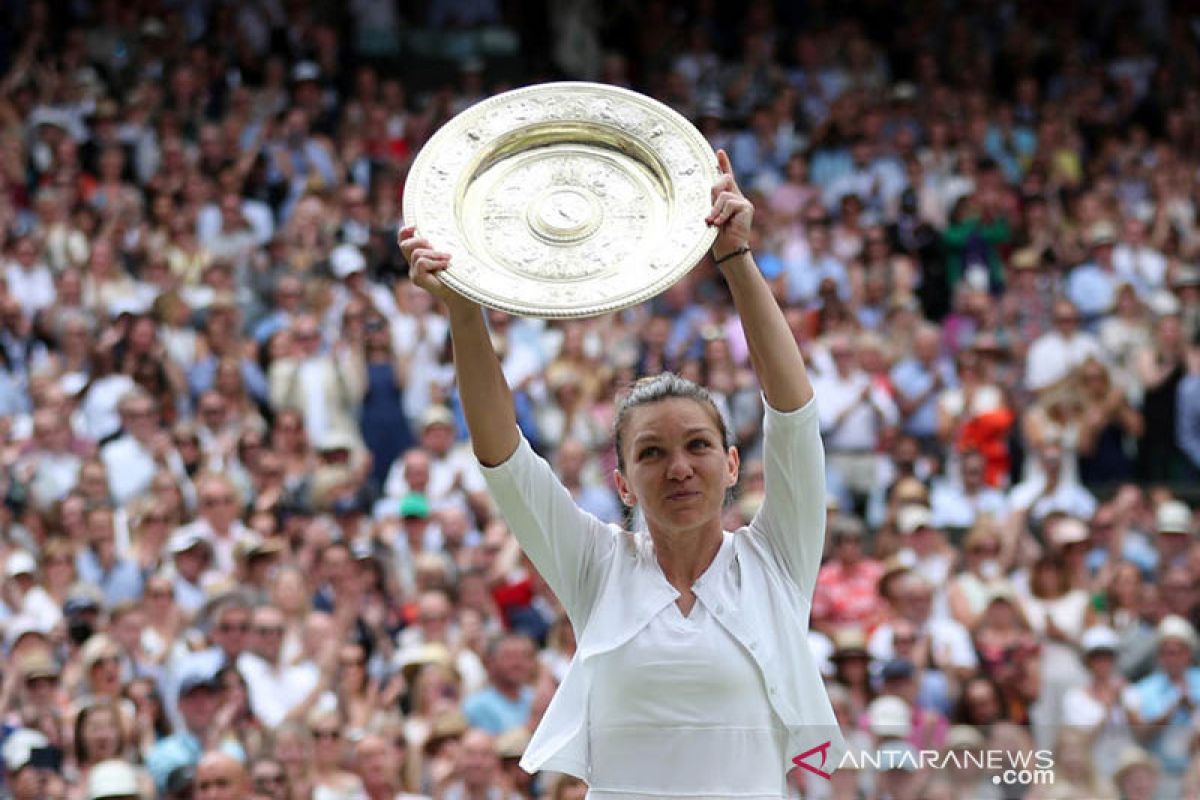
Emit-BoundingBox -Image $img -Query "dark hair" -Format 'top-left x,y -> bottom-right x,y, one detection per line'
613,373 -> 732,473
74,699 -> 125,765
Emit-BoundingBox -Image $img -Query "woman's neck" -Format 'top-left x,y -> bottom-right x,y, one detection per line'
650,525 -> 724,589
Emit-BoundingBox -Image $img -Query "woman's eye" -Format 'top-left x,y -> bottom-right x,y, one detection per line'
639,447 -> 660,459
689,439 -> 711,450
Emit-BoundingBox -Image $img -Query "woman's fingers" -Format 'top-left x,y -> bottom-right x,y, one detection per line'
710,173 -> 736,203
708,191 -> 749,226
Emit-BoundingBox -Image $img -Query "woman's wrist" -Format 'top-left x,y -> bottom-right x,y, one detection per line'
712,243 -> 751,265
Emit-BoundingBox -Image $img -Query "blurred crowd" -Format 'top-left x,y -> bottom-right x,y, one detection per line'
1,0 -> 1200,799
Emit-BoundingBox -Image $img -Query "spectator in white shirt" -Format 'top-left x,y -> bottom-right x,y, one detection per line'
16,407 -> 83,510
237,605 -> 320,727
1025,300 -> 1104,392
4,235 -> 56,321
813,334 -> 899,504
1008,443 -> 1097,524
101,389 -> 187,507
1113,216 -> 1168,290
930,449 -> 1010,530
384,407 -> 491,524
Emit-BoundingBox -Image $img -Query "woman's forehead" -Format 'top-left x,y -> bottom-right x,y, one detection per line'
626,397 -> 722,439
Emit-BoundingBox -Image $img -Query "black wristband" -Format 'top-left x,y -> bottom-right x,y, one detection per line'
712,244 -> 751,265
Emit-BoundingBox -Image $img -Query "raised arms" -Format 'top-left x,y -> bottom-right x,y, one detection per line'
708,149 -> 814,412
398,226 -> 519,467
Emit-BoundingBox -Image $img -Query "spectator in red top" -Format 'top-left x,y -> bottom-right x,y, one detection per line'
813,514 -> 886,636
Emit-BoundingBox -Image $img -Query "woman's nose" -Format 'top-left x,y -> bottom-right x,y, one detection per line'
666,450 -> 693,479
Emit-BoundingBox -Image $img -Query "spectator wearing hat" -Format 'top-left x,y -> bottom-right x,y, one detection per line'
830,628 -> 875,722
145,663 -> 231,793
1062,626 -> 1135,781
86,757 -> 146,800
1123,614 -> 1200,789
1068,220 -> 1143,323
3,549 -> 61,632
413,406 -> 492,524
875,657 -> 949,750
164,595 -> 252,728
894,504 -> 955,588
971,586 -> 1038,694
1152,499 -> 1194,572
2,727 -> 57,800
1113,745 -> 1159,800
863,694 -> 928,799
812,515 -> 885,636
167,530 -> 216,616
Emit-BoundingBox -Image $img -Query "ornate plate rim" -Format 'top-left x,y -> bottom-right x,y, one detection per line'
402,81 -> 720,319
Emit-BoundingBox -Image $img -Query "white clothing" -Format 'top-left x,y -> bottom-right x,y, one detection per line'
298,358 -> 331,440
1007,476 -> 1097,522
20,450 -> 81,509
1024,331 -> 1104,391
383,445 -> 487,513
1113,243 -> 1168,289
237,652 -> 319,727
101,435 -> 164,507
812,371 -> 897,452
5,262 -> 56,320
588,560 -> 788,798
869,617 -> 978,670
80,374 -> 136,442
480,398 -> 846,787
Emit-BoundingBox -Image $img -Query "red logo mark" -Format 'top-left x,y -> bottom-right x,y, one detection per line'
792,740 -> 833,780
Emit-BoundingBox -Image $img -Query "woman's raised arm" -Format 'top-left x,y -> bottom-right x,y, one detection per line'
708,149 -> 814,412
397,225 -> 519,466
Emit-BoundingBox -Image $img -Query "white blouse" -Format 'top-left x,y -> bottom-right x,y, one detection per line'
587,539 -> 788,799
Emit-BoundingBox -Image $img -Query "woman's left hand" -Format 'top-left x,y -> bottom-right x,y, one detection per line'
707,149 -> 753,260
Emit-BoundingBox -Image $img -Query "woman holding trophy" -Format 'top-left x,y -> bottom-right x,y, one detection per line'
399,147 -> 844,798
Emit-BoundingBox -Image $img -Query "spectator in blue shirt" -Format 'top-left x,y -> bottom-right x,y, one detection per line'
463,633 -> 537,735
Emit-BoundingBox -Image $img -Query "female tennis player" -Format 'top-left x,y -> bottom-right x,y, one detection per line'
399,149 -> 845,799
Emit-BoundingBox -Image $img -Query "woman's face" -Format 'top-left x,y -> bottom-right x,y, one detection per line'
1032,562 -> 1060,595
614,398 -> 737,536
310,719 -> 343,766
272,570 -> 305,613
338,645 -> 366,691
82,708 -> 121,762
965,681 -> 1000,724
274,730 -> 309,765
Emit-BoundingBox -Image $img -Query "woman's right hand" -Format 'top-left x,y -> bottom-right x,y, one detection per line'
397,225 -> 475,311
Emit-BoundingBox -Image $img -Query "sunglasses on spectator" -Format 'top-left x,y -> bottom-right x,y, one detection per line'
312,729 -> 341,740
